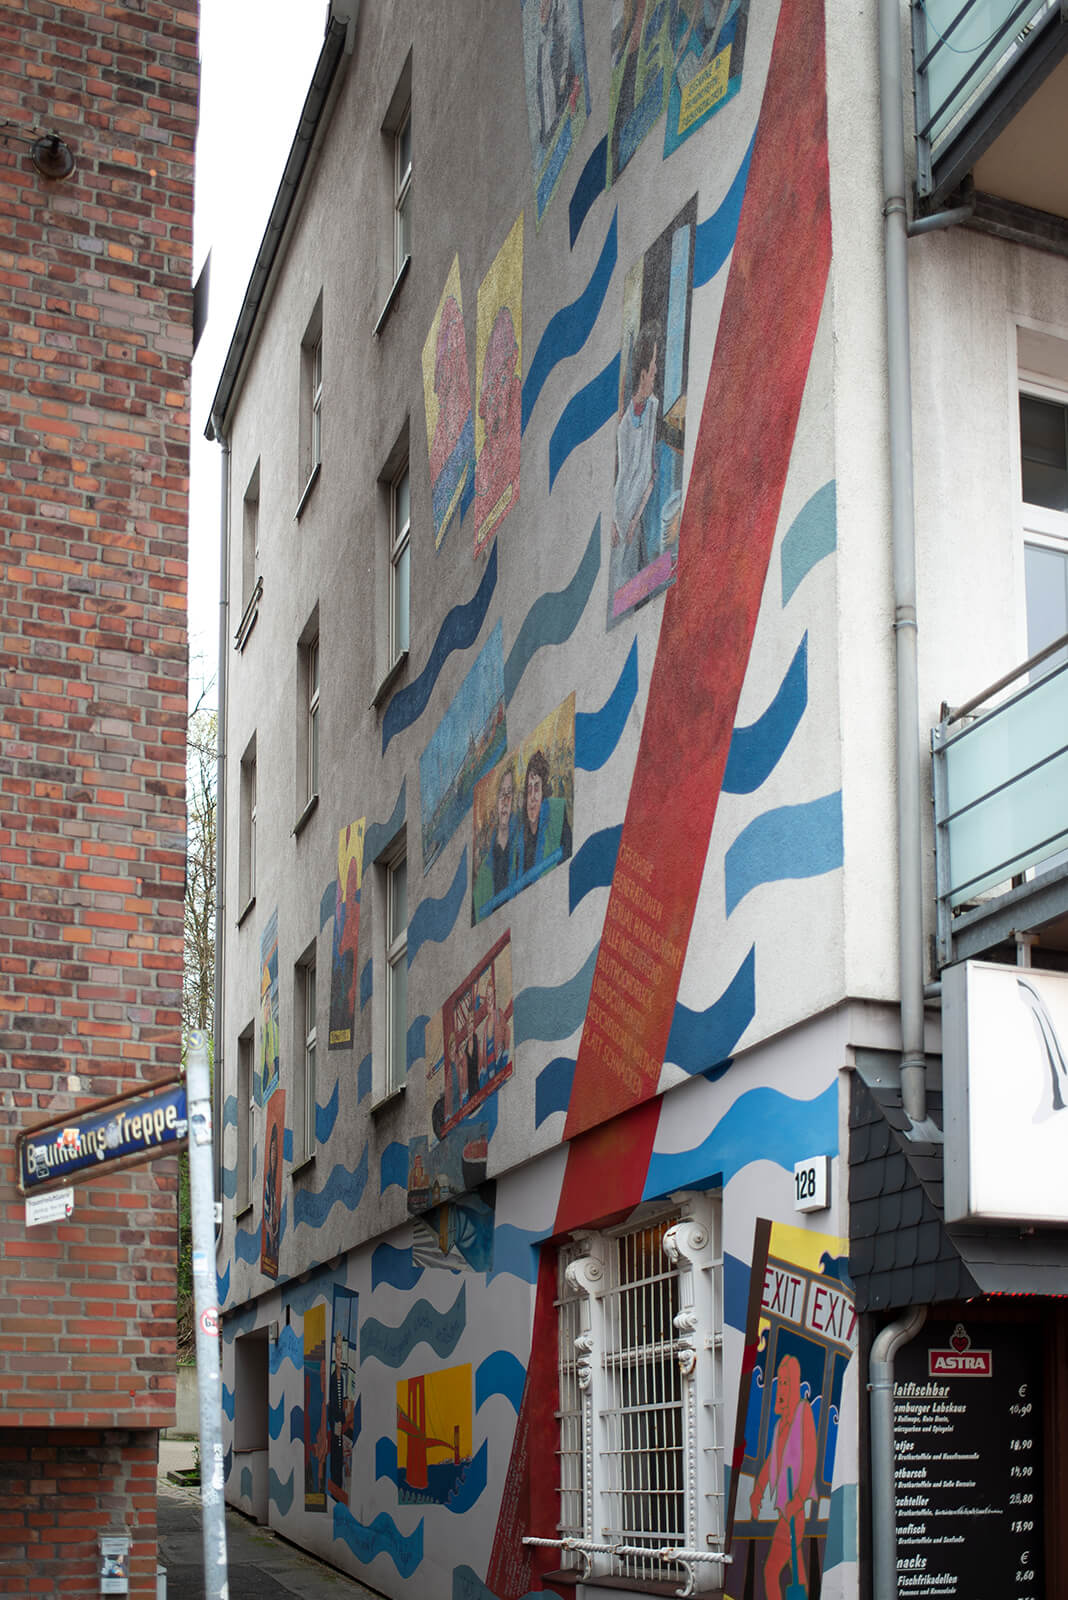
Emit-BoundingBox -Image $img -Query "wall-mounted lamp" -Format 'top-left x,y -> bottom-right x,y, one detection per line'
0,121 -> 76,181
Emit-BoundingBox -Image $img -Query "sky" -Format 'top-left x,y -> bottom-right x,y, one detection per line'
188,1 -> 326,705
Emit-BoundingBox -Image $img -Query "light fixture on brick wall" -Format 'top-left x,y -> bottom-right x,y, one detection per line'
0,120 -> 76,180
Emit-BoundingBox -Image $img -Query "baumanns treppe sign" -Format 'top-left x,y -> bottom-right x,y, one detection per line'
17,1079 -> 188,1194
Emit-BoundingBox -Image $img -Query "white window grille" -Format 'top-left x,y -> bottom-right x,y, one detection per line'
385,848 -> 408,1093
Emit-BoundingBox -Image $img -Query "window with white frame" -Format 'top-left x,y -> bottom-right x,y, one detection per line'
544,1197 -> 725,1593
385,846 -> 408,1094
236,1025 -> 254,1213
239,735 -> 257,914
299,296 -> 323,499
295,948 -> 317,1164
394,103 -> 411,276
390,462 -> 410,663
241,460 -> 260,613
1020,386 -> 1068,672
296,612 -> 320,820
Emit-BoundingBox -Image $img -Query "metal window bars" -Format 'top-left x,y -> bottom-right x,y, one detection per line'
521,1536 -> 731,1599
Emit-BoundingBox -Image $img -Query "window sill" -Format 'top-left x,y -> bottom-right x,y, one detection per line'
234,577 -> 263,651
295,460 -> 321,520
373,254 -> 411,338
293,792 -> 319,837
234,1201 -> 253,1222
236,894 -> 256,929
370,1083 -> 405,1116
290,1150 -> 317,1179
371,650 -> 408,709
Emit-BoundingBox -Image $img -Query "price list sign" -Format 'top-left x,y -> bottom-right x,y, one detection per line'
893,1321 -> 1043,1600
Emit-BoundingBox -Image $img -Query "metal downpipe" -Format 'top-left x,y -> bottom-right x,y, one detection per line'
870,1307 -> 926,1600
211,424 -> 230,1198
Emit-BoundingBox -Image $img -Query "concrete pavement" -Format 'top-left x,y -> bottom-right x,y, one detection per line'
157,1440 -> 381,1599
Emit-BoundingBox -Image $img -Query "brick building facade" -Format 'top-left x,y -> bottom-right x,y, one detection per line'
0,3 -> 197,1592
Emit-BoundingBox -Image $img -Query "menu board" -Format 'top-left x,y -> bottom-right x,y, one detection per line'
893,1321 -> 1043,1600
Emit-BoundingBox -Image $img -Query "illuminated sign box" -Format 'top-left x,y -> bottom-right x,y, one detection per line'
943,961 -> 1068,1224
17,1079 -> 188,1195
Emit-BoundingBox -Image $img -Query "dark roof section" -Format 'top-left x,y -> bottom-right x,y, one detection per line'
206,8 -> 353,440
849,1072 -> 1068,1311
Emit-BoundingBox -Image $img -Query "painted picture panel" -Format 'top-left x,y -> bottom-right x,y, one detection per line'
422,257 -> 474,549
608,0 -> 671,185
426,932 -> 514,1140
419,622 -> 507,874
408,1120 -> 489,1215
258,908 -> 280,1105
521,0 -> 591,225
411,1189 -> 496,1274
329,819 -> 365,1050
474,216 -> 523,554
304,1301 -> 328,1514
726,1220 -> 856,1600
471,694 -> 575,925
328,1285 -> 361,1505
259,1086 -> 285,1279
396,1363 -> 473,1505
608,195 -> 696,626
663,0 -> 749,157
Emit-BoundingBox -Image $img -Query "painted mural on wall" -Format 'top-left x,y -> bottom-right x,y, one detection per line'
420,622 -> 507,874
663,0 -> 749,155
425,932 -> 514,1138
260,1086 -> 285,1279
411,1189 -> 496,1274
329,819 -> 365,1049
422,257 -> 474,550
474,217 -> 523,554
608,0 -> 670,183
408,1118 -> 489,1214
258,908 -> 280,1105
521,0 -> 592,225
328,1285 -> 362,1504
471,694 -> 575,924
396,1363 -> 474,1505
304,1301 -> 329,1513
609,195 -> 696,625
727,1221 -> 856,1600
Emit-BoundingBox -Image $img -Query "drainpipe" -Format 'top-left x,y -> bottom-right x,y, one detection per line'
879,0 -> 928,1128
211,421 -> 230,1202
870,1307 -> 926,1600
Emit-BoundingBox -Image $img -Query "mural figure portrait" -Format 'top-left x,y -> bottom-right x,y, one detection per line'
472,763 -> 519,921
258,908 -> 280,1103
303,1302 -> 328,1513
260,1087 -> 285,1280
474,305 -> 522,547
329,819 -> 364,1049
423,261 -> 475,549
430,934 -> 514,1138
663,0 -> 749,157
612,320 -> 661,589
748,1352 -> 817,1599
608,0 -> 670,184
517,747 -> 572,884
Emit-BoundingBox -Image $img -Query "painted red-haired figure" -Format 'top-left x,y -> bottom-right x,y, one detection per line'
430,294 -> 473,544
474,303 -> 522,549
748,1353 -> 817,1600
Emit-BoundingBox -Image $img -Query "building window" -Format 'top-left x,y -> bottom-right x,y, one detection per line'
1020,388 -> 1068,670
390,462 -> 410,663
239,735 -> 256,915
295,949 -> 317,1164
385,847 -> 408,1094
394,103 -> 411,275
296,610 -> 320,823
549,1198 -> 724,1592
236,1026 -> 253,1213
299,296 -> 323,501
241,460 -> 259,611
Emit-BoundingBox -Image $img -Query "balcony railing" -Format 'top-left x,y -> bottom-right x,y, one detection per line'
913,0 -> 1067,203
931,633 -> 1068,966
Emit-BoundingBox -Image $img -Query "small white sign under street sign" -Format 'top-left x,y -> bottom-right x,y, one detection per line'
25,1186 -> 74,1227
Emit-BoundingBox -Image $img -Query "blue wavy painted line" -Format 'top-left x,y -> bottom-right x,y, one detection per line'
316,1078 -> 340,1145
364,779 -> 407,864
380,1141 -> 408,1193
453,1565 -> 547,1600
825,1483 -> 859,1569
665,946 -> 755,1077
692,131 -> 755,288
575,639 -> 637,771
475,1350 -> 526,1415
487,1225 -> 541,1285
332,1503 -> 424,1579
724,1251 -> 749,1333
513,942 -> 598,1046
220,1163 -> 236,1199
408,1016 -> 428,1073
221,1383 -> 235,1421
270,1324 -> 302,1375
319,882 -> 335,931
569,134 -> 608,246
269,1468 -> 295,1516
534,1056 -> 575,1126
289,1405 -> 304,1443
221,1306 -> 257,1347
382,548 -> 498,753
522,210 -> 617,433
268,1395 -> 284,1440
360,1283 -> 466,1368
234,1222 -> 259,1264
217,1260 -> 230,1309
724,791 -> 843,916
644,1081 -> 838,1199
781,480 -> 836,606
372,1241 -> 424,1293
503,520 -> 600,705
358,1052 -> 372,1101
375,1434 -> 397,1483
240,1466 -> 253,1503
723,636 -> 807,795
283,1259 -> 350,1316
408,849 -> 467,967
222,1094 -> 237,1129
292,1141 -> 369,1231
359,957 -> 373,1010
445,1438 -> 488,1514
549,354 -> 620,492
283,1128 -> 293,1162
568,823 -> 621,914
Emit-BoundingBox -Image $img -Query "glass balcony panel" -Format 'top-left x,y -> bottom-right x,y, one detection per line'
920,0 -> 1057,152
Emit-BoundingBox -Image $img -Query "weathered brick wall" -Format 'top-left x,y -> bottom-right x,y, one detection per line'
0,1428 -> 159,1596
0,0 -> 197,1439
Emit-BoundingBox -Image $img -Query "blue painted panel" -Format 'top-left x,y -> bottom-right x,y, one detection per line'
315,1079 -> 340,1145
504,520 -> 601,706
645,1082 -> 839,1198
574,639 -> 637,771
723,635 -> 808,794
380,1141 -> 408,1193
475,1350 -> 526,1415
522,211 -> 617,432
534,1056 -> 576,1126
292,1141 -> 369,1230
781,480 -> 837,605
407,849 -> 467,967
332,1503 -> 424,1578
360,1284 -> 467,1367
364,779 -> 407,864
692,133 -> 754,287
665,946 -> 756,1076
371,1242 -> 424,1293
724,791 -> 843,916
513,942 -> 598,1046
549,355 -> 620,491
569,135 -> 608,246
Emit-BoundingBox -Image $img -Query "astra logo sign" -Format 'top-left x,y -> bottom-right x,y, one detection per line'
928,1324 -> 992,1378
18,1080 -> 188,1193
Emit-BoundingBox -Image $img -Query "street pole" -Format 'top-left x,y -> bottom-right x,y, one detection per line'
186,1028 -> 230,1599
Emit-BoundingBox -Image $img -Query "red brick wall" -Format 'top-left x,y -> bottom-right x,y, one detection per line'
0,1 -> 197,1432
0,1428 -> 159,1597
